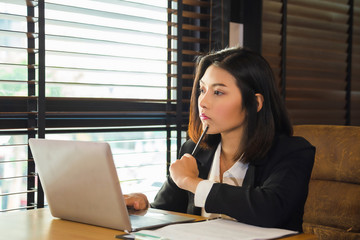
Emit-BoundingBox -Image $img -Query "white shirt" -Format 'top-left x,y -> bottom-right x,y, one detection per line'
194,143 -> 248,218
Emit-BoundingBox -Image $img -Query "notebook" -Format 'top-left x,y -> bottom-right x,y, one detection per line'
29,138 -> 195,232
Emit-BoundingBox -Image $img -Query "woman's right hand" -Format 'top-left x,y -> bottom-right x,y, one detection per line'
124,193 -> 149,210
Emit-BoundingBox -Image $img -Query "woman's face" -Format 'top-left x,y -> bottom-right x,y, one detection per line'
198,65 -> 246,137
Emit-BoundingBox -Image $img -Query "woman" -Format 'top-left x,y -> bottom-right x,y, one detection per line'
125,47 -> 315,232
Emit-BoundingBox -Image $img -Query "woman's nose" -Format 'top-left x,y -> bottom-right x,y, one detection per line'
198,92 -> 209,109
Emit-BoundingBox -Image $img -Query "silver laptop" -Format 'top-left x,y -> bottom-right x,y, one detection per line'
29,138 -> 194,232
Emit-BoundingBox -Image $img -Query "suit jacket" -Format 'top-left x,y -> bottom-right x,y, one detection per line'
151,134 -> 315,232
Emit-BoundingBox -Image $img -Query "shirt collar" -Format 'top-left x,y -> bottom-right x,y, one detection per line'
207,143 -> 248,186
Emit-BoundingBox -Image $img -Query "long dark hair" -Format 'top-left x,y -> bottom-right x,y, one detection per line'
188,47 -> 293,163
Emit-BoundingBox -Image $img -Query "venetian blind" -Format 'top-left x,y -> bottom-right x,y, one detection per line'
0,0 -> 38,211
168,0 -> 213,150
262,0 -> 357,125
0,0 -> 178,211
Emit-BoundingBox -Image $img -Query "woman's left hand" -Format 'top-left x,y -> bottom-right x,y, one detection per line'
169,153 -> 202,193
124,193 -> 149,210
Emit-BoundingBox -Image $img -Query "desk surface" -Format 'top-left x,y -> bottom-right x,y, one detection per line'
0,208 -> 317,240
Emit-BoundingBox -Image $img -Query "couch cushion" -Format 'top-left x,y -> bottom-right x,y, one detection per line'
294,125 -> 360,184
303,223 -> 360,240
293,125 -> 360,239
304,180 -> 360,232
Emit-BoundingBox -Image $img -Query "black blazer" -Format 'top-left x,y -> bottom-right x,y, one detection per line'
151,134 -> 315,232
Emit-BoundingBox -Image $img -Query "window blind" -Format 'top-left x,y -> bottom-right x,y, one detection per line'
168,0 -> 214,151
0,0 -> 184,212
262,0 -> 358,125
0,0 -> 37,211
1,0 -> 219,212
43,0 -> 173,127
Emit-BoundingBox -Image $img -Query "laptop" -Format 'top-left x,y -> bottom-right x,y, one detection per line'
29,138 -> 195,232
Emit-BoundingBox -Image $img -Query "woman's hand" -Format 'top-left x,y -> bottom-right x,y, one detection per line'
169,153 -> 202,193
124,193 -> 149,210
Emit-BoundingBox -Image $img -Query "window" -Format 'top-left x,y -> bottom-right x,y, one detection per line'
0,0 -> 180,212
0,0 -> 217,212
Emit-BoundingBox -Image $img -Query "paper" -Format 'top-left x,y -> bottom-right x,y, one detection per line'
136,219 -> 298,240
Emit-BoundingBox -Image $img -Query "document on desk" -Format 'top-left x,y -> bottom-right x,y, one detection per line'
135,218 -> 298,240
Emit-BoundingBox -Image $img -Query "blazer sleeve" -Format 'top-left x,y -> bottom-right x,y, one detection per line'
204,136 -> 315,231
150,140 -> 196,213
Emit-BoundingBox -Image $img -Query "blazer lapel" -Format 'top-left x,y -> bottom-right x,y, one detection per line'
242,164 -> 255,188
196,147 -> 216,179
243,154 -> 269,188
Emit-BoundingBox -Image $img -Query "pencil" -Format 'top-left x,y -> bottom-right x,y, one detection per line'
191,125 -> 209,156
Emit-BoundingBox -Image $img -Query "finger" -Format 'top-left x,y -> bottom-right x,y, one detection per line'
134,201 -> 140,210
130,193 -> 149,210
134,200 -> 148,210
183,153 -> 192,158
124,196 -> 136,207
181,153 -> 195,161
125,198 -> 144,210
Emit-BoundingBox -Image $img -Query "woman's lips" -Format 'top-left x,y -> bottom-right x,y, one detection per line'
200,113 -> 210,120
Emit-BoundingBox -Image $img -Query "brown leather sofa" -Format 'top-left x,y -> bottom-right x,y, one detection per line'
293,125 -> 360,240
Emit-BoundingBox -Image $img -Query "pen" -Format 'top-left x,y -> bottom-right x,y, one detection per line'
115,233 -> 169,240
191,125 -> 209,156
135,232 -> 170,240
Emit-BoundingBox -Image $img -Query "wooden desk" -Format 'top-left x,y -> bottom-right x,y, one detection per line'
0,208 -> 317,240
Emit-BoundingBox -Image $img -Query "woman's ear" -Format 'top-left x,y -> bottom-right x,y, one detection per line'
255,93 -> 264,112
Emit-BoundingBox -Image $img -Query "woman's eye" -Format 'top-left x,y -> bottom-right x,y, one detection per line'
199,88 -> 205,94
214,90 -> 223,95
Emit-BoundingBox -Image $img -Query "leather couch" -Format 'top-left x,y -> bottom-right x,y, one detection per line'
293,125 -> 360,240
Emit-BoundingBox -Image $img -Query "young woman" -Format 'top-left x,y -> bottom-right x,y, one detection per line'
125,47 -> 315,232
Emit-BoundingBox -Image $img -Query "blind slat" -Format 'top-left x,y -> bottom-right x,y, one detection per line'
287,68 -> 346,81
286,99 -> 345,109
288,0 -> 349,14
287,36 -> 347,52
286,78 -> 346,90
286,89 -> 346,100
46,2 -> 166,21
173,0 -> 210,7
287,25 -> 348,42
46,18 -> 167,35
287,15 -> 348,33
288,4 -> 349,23
286,57 -> 347,72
